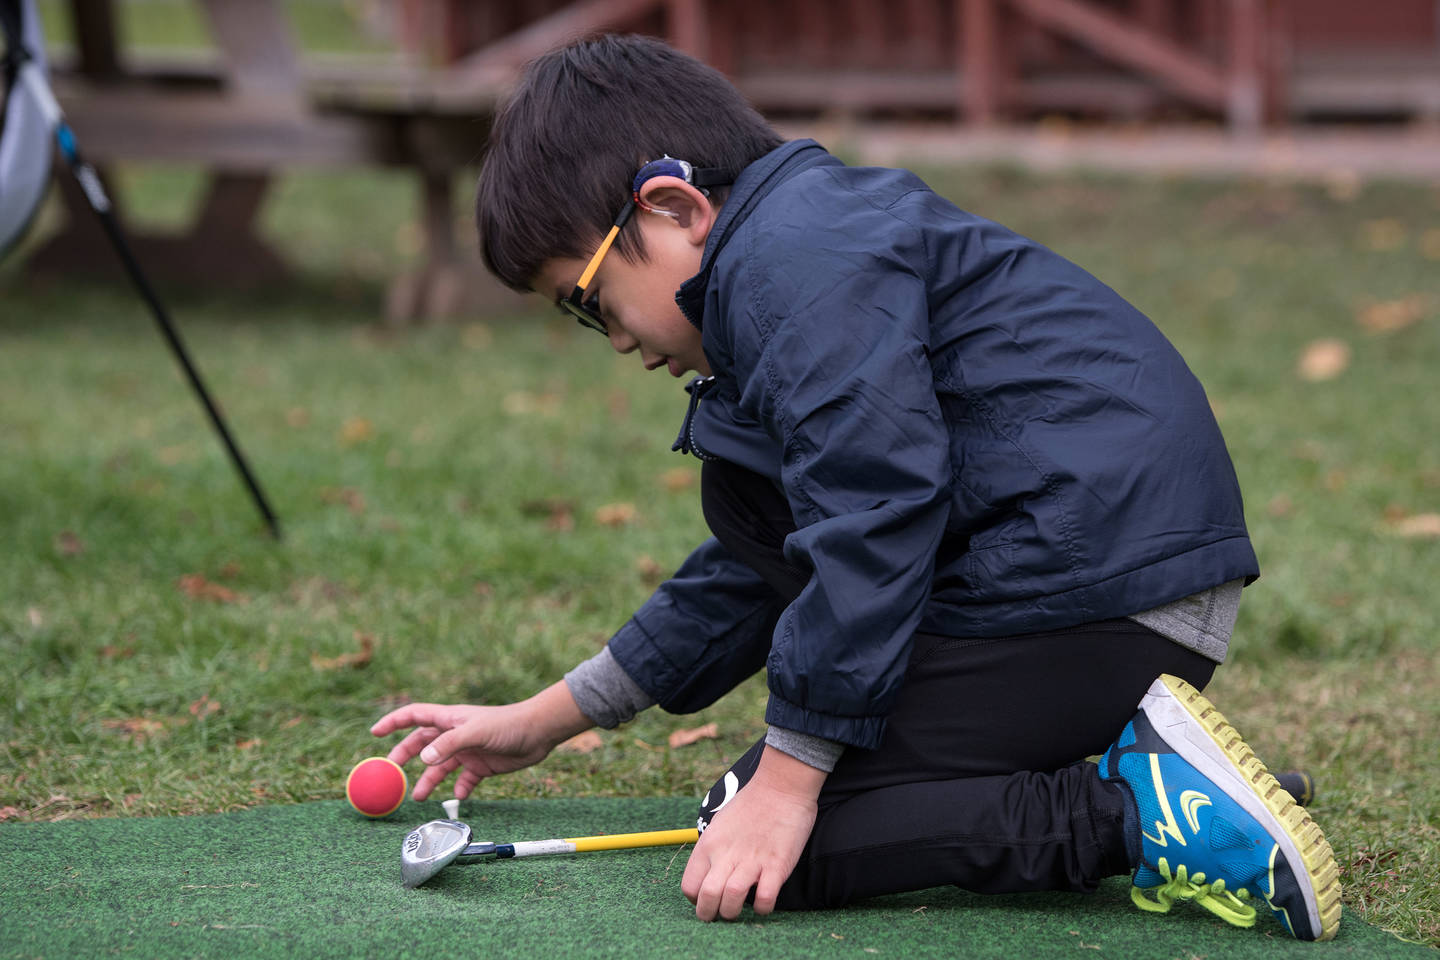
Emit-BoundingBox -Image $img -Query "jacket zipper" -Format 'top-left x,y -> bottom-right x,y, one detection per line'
671,375 -> 718,461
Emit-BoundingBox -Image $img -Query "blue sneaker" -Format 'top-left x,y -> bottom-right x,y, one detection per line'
1098,675 -> 1341,941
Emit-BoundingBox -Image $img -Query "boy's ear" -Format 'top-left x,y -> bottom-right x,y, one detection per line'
635,177 -> 715,243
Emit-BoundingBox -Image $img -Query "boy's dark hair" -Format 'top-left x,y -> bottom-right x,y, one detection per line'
476,34 -> 783,292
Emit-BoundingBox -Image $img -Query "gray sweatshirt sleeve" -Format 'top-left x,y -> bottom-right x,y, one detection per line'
765,726 -> 845,773
563,645 -> 656,729
563,647 -> 844,773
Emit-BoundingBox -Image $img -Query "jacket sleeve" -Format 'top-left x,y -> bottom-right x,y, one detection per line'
736,208 -> 952,749
607,536 -> 784,713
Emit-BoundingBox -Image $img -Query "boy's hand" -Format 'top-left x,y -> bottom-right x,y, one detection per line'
681,746 -> 825,921
370,680 -> 591,801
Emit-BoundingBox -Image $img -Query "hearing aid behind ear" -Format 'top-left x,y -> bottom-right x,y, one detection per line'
631,156 -> 732,217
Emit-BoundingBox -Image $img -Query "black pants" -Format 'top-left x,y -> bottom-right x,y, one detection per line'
698,460 -> 1217,909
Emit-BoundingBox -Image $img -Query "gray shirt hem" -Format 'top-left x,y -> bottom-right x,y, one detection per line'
1128,579 -> 1244,663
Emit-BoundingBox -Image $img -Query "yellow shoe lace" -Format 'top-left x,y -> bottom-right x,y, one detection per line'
1131,858 -> 1258,928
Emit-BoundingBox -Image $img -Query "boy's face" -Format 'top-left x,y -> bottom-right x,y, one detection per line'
533,178 -> 715,379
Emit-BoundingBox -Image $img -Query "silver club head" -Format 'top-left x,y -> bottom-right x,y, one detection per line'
401,819 -> 497,888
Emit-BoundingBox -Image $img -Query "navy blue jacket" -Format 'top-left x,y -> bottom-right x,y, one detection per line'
609,140 -> 1258,750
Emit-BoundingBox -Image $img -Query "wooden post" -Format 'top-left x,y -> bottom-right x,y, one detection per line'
198,0 -> 302,97
851,0 -> 888,69
901,0 -> 945,70
1134,0 -> 1174,40
960,0 -> 1000,126
68,0 -> 123,79
1226,0 -> 1263,137
705,0 -> 736,76
1264,0 -> 1291,125
667,0 -> 707,62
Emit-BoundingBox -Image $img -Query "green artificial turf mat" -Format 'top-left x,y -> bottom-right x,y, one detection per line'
0,798 -> 1429,959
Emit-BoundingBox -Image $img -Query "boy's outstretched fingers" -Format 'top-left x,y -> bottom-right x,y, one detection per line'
409,754 -> 461,801
369,696 -> 570,802
383,726 -> 441,769
370,702 -> 456,743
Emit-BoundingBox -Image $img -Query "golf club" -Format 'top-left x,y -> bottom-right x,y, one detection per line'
1,0 -> 282,539
400,818 -> 699,888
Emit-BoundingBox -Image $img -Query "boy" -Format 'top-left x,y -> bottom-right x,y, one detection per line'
371,35 -> 1340,939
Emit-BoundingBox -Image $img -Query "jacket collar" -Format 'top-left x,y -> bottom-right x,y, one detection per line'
675,139 -> 837,327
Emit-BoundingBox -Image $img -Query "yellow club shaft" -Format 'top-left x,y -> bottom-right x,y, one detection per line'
564,828 -> 699,853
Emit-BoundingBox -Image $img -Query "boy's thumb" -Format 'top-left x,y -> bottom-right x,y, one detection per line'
420,741 -> 447,765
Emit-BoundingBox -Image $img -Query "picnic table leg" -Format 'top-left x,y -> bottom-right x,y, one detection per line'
385,166 -> 528,325
26,170 -> 290,293
188,172 -> 291,289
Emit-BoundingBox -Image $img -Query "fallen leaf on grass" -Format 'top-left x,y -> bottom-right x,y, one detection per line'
98,645 -> 135,661
462,323 -> 493,350
635,555 -> 666,585
1324,169 -> 1362,202
668,723 -> 719,749
177,575 -> 245,605
1297,339 -> 1351,382
53,530 -> 85,556
556,731 -> 603,754
607,389 -> 631,420
1360,218 -> 1407,252
311,633 -> 375,671
26,607 -> 42,627
319,487 -> 366,515
1267,494 -> 1294,517
236,739 -> 262,751
1387,513 -> 1440,538
521,498 -> 575,532
102,717 -> 168,743
1357,296 -> 1427,334
0,806 -> 20,821
189,695 -> 221,718
503,391 -> 562,417
288,575 -> 350,606
339,417 -> 374,446
660,468 -> 696,492
595,503 -> 638,527
1422,228 -> 1440,261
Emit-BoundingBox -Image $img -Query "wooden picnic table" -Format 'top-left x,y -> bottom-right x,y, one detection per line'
34,0 -> 1432,322
35,0 -> 522,322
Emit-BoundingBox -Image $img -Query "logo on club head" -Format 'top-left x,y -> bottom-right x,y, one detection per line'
404,831 -> 422,854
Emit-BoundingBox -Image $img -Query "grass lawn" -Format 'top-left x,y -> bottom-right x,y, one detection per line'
1,154 -> 1437,947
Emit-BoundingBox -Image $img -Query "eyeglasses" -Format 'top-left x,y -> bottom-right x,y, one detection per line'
558,157 -> 730,336
559,202 -> 635,336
